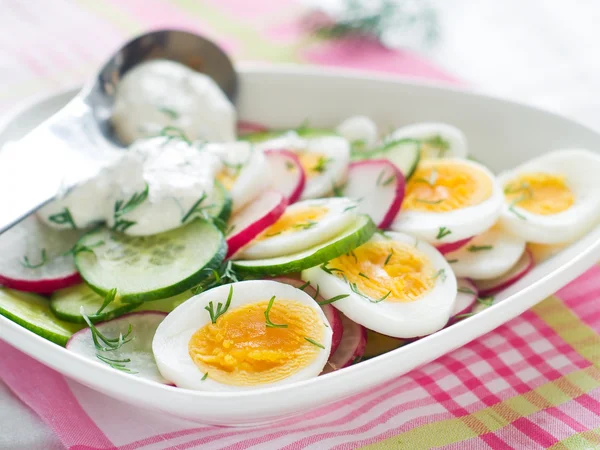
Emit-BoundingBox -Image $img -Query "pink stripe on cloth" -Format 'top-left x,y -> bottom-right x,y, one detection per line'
0,341 -> 115,450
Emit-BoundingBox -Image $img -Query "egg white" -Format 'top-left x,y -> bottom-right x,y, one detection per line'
207,142 -> 271,212
299,136 -> 350,199
445,224 -> 526,280
301,231 -> 457,338
498,149 -> 600,244
152,280 -> 332,391
387,122 -> 468,158
391,159 -> 503,244
336,116 -> 378,148
238,198 -> 359,259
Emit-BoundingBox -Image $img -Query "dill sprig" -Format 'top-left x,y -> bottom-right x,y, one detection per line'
320,262 -> 345,275
312,156 -> 332,174
308,0 -> 439,48
20,249 -> 47,269
318,294 -> 349,305
159,126 -> 191,144
80,307 -> 132,352
384,249 -> 394,266
293,221 -> 317,230
191,261 -> 241,295
48,208 -> 76,229
95,288 -> 118,315
298,280 -> 311,291
423,135 -> 450,156
432,268 -> 447,282
158,106 -> 179,120
96,354 -> 137,373
180,193 -> 216,224
349,281 -> 391,303
205,285 -> 234,324
112,184 -> 149,233
65,240 -> 105,257
415,198 -> 444,205
304,337 -> 325,349
264,296 -> 288,328
467,245 -> 493,252
436,226 -> 452,240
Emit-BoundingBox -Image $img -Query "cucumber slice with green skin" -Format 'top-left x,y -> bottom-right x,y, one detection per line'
205,181 -> 232,223
0,288 -> 83,346
51,284 -> 195,323
50,284 -> 141,323
75,220 -> 226,303
372,139 -> 421,179
233,215 -> 376,276
242,128 -> 337,143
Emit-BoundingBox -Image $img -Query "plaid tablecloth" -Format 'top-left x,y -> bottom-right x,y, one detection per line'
1,1 -> 600,449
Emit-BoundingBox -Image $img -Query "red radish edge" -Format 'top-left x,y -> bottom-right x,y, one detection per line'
322,312 -> 367,374
226,191 -> 287,257
475,249 -> 534,297
264,149 -> 307,204
450,278 -> 478,320
436,237 -> 473,255
66,311 -> 169,347
0,272 -> 81,294
267,276 -> 343,355
237,120 -> 269,135
345,159 -> 406,229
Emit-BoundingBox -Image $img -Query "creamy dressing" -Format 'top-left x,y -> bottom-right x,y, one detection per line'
39,137 -> 223,235
111,59 -> 236,145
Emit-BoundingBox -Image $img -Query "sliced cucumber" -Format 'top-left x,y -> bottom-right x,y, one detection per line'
373,139 -> 421,179
0,288 -> 83,346
75,220 -> 226,303
135,289 -> 194,313
233,215 -> 376,276
205,181 -> 232,222
50,284 -> 141,323
242,128 -> 337,144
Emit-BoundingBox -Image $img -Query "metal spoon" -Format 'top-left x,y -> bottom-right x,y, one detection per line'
0,29 -> 237,234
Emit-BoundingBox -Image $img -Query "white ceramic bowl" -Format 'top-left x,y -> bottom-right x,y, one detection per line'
1,64 -> 600,426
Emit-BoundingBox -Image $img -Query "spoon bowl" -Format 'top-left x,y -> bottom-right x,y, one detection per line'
0,29 -> 237,233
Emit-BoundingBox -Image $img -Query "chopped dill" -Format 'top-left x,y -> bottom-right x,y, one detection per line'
264,296 -> 288,328
20,249 -> 47,269
204,285 -> 234,324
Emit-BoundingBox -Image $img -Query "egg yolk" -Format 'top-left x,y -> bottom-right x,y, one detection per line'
216,170 -> 237,190
504,173 -> 574,215
403,160 -> 493,212
328,241 -> 436,302
188,299 -> 323,386
297,151 -> 330,179
256,205 -> 329,240
420,135 -> 450,159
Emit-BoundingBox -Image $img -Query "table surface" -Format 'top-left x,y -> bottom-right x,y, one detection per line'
2,1 -> 599,449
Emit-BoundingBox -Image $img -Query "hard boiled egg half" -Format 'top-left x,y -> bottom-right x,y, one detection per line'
238,198 -> 359,259
387,122 -> 468,159
256,132 -> 350,199
152,280 -> 332,391
302,231 -> 457,338
391,158 -> 503,244
498,149 -> 600,244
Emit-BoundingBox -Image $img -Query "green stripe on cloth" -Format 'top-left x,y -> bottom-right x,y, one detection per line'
549,426 -> 600,449
362,296 -> 600,449
169,0 -> 301,62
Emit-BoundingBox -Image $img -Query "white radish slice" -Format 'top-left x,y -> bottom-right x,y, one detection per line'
226,191 -> 287,257
452,278 -> 478,317
67,311 -> 169,384
265,150 -> 306,204
321,312 -> 367,374
474,249 -> 534,297
0,215 -> 84,293
269,276 -> 343,355
341,160 -> 405,229
237,120 -> 268,135
436,237 -> 472,255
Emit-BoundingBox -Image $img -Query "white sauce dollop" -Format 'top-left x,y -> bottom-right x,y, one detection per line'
39,137 -> 223,236
111,59 -> 236,145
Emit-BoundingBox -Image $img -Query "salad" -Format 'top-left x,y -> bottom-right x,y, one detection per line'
2,59 -> 600,390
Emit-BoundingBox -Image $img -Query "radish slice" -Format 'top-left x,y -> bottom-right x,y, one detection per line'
268,276 -> 343,354
226,191 -> 287,257
67,311 -> 169,384
321,312 -> 367,374
474,249 -> 534,297
452,278 -> 478,317
0,215 -> 84,293
237,120 -> 269,135
341,160 -> 405,229
265,150 -> 306,204
436,237 -> 473,255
